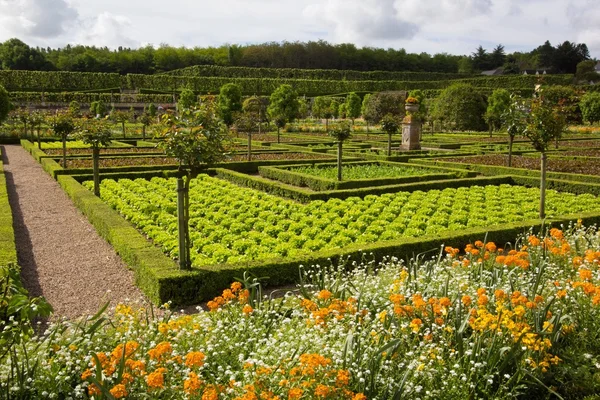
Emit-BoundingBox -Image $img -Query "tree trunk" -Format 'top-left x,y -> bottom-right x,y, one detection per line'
387,133 -> 392,157
92,147 -> 100,197
62,136 -> 67,168
37,127 -> 41,149
507,135 -> 514,168
122,122 -> 126,139
142,125 -> 146,140
277,127 -> 280,144
325,118 -> 328,132
488,124 -> 493,138
366,121 -> 369,133
176,177 -> 190,270
247,132 -> 252,162
337,141 -> 343,181
539,152 -> 547,219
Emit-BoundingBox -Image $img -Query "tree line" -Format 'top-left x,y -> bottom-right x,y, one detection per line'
0,38 -> 593,75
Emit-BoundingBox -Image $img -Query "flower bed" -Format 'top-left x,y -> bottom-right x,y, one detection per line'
86,175 -> 600,267
3,225 -> 600,398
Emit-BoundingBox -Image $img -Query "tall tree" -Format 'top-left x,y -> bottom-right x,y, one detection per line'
471,46 -> 490,71
178,89 -> 197,111
312,96 -> 334,132
50,111 -> 77,168
0,85 -> 10,123
580,92 -> 600,125
361,94 -> 377,133
431,83 -> 487,131
267,84 -> 299,142
380,114 -> 400,156
501,94 -> 528,167
328,121 -> 352,181
490,44 -> 506,68
484,89 -> 511,137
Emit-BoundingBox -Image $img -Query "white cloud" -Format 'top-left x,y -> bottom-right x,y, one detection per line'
74,12 -> 138,48
0,0 -> 77,39
567,0 -> 600,56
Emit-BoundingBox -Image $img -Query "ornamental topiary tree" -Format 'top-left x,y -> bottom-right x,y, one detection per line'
139,112 -> 152,140
68,100 -> 81,118
345,92 -> 362,126
524,93 -> 567,219
579,92 -> 600,125
29,110 -> 45,149
380,113 -> 400,157
111,109 -> 132,139
328,121 -> 352,181
217,83 -> 242,126
267,84 -> 299,143
89,100 -> 107,118
501,94 -> 528,168
158,99 -> 229,270
50,111 -> 77,168
76,119 -> 112,197
14,108 -> 31,139
0,84 -> 10,124
234,108 -> 258,162
484,88 -> 511,137
312,96 -> 334,132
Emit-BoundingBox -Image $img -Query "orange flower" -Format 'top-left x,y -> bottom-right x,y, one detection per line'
148,342 -> 172,361
579,268 -> 593,281
439,297 -> 451,307
231,281 -> 243,293
317,290 -> 332,300
353,394 -> 367,400
146,368 -> 167,389
243,304 -> 254,315
81,369 -> 93,381
87,384 -> 101,396
461,295 -> 472,307
485,242 -> 497,253
474,240 -> 484,248
410,318 -> 423,332
336,369 -> 350,386
550,228 -> 564,240
109,384 -> 128,399
314,384 -> 331,397
202,386 -> 219,400
184,372 -> 202,395
288,388 -> 304,399
185,351 -> 206,368
528,235 -> 541,247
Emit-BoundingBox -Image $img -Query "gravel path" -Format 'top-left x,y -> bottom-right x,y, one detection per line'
1,145 -> 146,320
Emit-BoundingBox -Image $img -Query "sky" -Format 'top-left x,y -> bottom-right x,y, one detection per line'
0,0 -> 598,58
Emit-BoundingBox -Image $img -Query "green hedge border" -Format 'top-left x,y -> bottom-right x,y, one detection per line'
0,148 -> 17,266
409,157 -> 600,185
257,161 -> 475,191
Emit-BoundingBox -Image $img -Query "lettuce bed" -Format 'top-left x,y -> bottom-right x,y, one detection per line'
85,175 -> 600,267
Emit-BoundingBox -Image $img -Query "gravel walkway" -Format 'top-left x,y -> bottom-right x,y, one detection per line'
1,145 -> 146,320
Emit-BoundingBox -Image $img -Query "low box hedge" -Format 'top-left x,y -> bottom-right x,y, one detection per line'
0,151 -> 17,266
216,168 -> 514,202
410,157 -> 600,185
258,161 -> 475,191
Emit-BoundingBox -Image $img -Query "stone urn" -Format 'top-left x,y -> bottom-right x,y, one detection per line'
405,102 -> 419,114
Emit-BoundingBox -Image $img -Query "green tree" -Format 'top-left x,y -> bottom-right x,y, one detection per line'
501,94 -> 528,167
139,112 -> 152,140
29,111 -> 45,149
407,89 -> 427,122
328,121 -> 352,181
524,94 -> 567,218
111,109 -> 132,139
576,60 -> 600,82
312,96 -> 334,131
14,108 -> 31,139
380,114 -> 400,156
217,83 -> 242,126
158,100 -> 229,269
0,38 -> 50,70
297,97 -> 310,119
76,120 -> 112,197
50,111 -> 77,168
267,84 -> 299,142
0,85 -> 10,124
68,101 -> 81,117
580,92 -> 600,125
90,100 -> 107,118
234,109 -> 258,161
373,92 -> 404,122
484,89 -> 511,137
178,88 -> 196,111
431,83 -> 487,131
330,99 -> 340,119
345,92 -> 361,125
242,95 -> 266,135
361,94 -> 377,133
338,102 -> 347,119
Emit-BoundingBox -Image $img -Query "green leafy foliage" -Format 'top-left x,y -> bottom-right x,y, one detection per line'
484,88 -> 511,132
580,92 -> 600,124
290,164 -> 432,180
178,88 -> 196,111
345,92 -> 361,122
217,83 -> 242,126
0,85 -> 9,124
432,83 -> 487,131
267,84 -> 299,129
525,94 -> 567,152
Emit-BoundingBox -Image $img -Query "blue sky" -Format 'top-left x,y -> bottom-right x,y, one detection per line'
0,0 -> 598,58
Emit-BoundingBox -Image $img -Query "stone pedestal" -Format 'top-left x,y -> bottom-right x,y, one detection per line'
401,115 -> 421,150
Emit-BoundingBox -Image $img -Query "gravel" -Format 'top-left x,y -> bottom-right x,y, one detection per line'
1,145 -> 147,320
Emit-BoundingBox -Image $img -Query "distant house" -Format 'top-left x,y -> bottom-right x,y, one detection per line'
481,68 -> 503,76
522,69 -> 548,75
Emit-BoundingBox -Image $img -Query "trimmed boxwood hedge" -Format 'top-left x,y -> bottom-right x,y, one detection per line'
410,157 -> 600,185
0,151 -> 17,266
257,161 -> 475,191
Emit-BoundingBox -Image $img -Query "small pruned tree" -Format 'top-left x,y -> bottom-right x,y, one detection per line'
146,102 -> 158,122
178,88 -> 196,111
158,99 -> 229,270
234,109 -> 258,161
217,83 -> 242,126
243,95 -> 266,135
139,112 -> 152,140
268,84 -> 299,143
431,83 -> 487,131
380,113 -> 400,157
579,92 -> 600,125
89,100 -> 107,118
485,89 -> 511,137
68,100 -> 81,118
328,121 -> 352,181
501,94 -> 528,168
29,111 -> 45,149
524,94 -> 567,219
14,108 -> 31,139
50,111 -> 77,168
338,102 -> 347,119
345,92 -> 362,126
111,110 -> 132,139
361,93 -> 377,133
312,96 -> 334,131
76,119 -> 112,197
